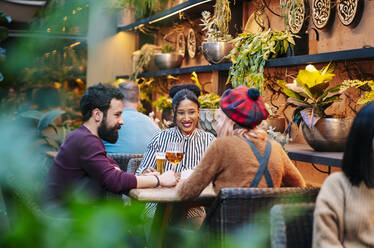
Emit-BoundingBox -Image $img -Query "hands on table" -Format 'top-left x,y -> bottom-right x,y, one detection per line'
142,168 -> 181,187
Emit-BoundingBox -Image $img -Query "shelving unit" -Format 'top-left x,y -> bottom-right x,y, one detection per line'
117,0 -> 213,32
117,47 -> 374,79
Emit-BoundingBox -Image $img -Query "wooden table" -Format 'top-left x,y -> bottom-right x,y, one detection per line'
285,143 -> 343,174
129,185 -> 217,248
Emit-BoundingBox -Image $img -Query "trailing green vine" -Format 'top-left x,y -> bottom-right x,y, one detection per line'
227,29 -> 297,94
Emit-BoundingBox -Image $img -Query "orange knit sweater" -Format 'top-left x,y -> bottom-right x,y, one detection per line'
177,135 -> 306,200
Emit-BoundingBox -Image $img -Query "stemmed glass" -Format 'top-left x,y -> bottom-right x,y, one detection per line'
165,142 -> 184,167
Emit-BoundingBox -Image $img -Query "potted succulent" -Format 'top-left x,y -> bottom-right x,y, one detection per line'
154,44 -> 184,70
277,63 -> 352,152
200,0 -> 233,64
198,92 -> 221,136
190,72 -> 221,136
227,29 -> 297,94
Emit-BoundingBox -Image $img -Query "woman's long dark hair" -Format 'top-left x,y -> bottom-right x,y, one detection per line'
342,101 -> 374,187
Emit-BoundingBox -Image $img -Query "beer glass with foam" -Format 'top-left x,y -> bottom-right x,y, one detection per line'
155,152 -> 166,173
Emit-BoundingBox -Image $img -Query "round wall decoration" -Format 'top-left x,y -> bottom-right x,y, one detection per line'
187,28 -> 197,58
176,32 -> 185,56
288,0 -> 309,34
337,0 -> 363,26
312,0 -> 334,29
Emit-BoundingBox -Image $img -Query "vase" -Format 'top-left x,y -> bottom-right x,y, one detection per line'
301,118 -> 353,152
199,109 -> 220,136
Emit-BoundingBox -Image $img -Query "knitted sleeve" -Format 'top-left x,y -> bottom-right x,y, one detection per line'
177,139 -> 223,200
313,173 -> 345,248
278,142 -> 306,187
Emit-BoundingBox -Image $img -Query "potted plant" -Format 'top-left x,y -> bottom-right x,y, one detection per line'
200,0 -> 233,64
227,29 -> 297,94
264,103 -> 287,133
152,95 -> 173,128
131,44 -> 161,80
154,44 -> 184,70
276,63 -> 352,152
341,79 -> 374,105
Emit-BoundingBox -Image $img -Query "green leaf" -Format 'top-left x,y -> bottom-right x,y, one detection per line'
287,98 -> 311,108
309,82 -> 329,99
37,110 -> 65,132
19,110 -> 43,120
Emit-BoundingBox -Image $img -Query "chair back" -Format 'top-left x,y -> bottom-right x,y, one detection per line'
203,187 -> 320,247
127,158 -> 143,174
270,203 -> 315,248
108,153 -> 143,171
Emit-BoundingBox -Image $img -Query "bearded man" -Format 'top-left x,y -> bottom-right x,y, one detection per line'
45,84 -> 177,204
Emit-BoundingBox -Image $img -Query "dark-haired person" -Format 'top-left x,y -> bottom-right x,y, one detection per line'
103,81 -> 160,154
136,84 -> 216,174
45,84 -> 177,204
313,101 -> 374,248
177,86 -> 305,200
136,84 -> 216,222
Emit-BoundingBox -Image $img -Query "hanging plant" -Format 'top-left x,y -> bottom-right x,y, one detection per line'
227,29 -> 297,94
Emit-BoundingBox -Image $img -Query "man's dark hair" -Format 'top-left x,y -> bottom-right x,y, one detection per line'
342,101 -> 374,188
80,83 -> 124,122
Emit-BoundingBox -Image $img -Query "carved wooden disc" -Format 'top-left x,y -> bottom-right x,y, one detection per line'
312,0 -> 333,29
288,0 -> 309,34
337,0 -> 361,26
176,32 -> 185,56
187,28 -> 197,58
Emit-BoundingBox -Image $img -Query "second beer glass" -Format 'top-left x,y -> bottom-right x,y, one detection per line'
165,142 -> 184,166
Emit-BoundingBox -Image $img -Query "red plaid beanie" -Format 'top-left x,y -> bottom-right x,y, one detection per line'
220,86 -> 269,129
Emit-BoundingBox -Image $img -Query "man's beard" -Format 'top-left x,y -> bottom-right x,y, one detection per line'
98,117 -> 121,144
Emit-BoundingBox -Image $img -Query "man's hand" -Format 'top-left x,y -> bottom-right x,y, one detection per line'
159,170 -> 178,187
142,167 -> 160,176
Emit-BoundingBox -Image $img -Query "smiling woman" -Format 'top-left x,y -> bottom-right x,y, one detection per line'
136,84 -> 216,175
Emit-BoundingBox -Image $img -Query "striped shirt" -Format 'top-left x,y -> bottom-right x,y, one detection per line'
136,127 -> 216,174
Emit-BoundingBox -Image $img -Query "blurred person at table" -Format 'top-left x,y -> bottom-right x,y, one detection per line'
177,86 -> 305,200
103,81 -> 160,154
136,84 -> 216,175
313,101 -> 374,248
45,84 -> 177,205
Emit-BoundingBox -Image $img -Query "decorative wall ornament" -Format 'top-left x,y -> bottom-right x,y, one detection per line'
312,0 -> 334,29
337,0 -> 363,26
176,32 -> 185,56
288,0 -> 309,34
187,28 -> 197,58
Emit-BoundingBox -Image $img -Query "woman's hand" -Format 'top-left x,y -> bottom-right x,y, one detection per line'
159,170 -> 179,187
142,168 -> 160,176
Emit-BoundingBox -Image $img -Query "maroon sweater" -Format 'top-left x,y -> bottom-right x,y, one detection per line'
45,125 -> 137,203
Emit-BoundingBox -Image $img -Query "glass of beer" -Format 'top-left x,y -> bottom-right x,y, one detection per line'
165,142 -> 184,166
155,152 -> 166,174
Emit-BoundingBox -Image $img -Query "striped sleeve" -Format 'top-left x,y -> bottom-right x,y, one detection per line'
135,131 -> 161,175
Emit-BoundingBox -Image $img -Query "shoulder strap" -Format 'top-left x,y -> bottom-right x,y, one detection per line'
245,138 -> 274,187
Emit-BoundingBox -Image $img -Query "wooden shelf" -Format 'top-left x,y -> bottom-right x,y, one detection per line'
117,0 -> 213,32
117,47 -> 374,79
285,143 -> 343,168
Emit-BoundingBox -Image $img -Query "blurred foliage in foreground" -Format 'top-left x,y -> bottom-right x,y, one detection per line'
0,116 -> 269,248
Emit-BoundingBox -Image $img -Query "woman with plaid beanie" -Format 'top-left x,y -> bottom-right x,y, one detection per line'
177,86 -> 305,200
